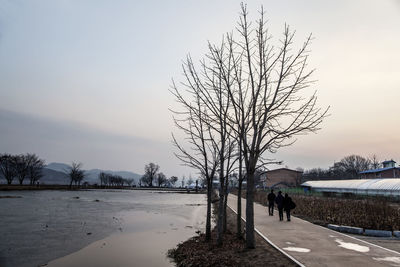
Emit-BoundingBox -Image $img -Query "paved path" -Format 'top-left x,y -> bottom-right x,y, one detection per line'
228,194 -> 400,267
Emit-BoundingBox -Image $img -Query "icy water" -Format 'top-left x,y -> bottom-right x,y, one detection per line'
0,190 -> 207,267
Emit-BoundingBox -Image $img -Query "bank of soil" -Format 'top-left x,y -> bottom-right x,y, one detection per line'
168,208 -> 296,267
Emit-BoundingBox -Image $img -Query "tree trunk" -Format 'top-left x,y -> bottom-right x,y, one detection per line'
237,180 -> 242,238
223,186 -> 228,233
223,172 -> 229,233
236,135 -> 243,238
205,178 -> 212,241
245,170 -> 255,249
217,183 -> 225,246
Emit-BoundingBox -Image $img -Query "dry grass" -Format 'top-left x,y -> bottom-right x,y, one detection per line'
291,195 -> 400,231
248,190 -> 400,231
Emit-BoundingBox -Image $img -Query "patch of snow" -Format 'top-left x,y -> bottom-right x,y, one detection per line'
283,247 -> 311,253
334,239 -> 369,253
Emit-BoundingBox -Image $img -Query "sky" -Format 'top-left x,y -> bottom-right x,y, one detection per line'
0,0 -> 399,177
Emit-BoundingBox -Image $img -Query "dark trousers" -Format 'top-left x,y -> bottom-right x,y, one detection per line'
278,207 -> 284,221
268,202 -> 274,215
286,210 -> 291,221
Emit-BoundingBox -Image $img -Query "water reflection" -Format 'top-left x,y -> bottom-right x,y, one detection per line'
0,190 -> 207,267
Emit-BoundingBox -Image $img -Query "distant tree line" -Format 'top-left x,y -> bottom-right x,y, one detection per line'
303,154 -> 380,181
98,171 -> 135,187
0,153 -> 45,185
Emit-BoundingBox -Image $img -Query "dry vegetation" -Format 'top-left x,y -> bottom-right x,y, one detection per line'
249,190 -> 400,231
291,195 -> 400,231
168,208 -> 296,267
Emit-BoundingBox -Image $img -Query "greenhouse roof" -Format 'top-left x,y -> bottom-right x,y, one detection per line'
301,178 -> 400,191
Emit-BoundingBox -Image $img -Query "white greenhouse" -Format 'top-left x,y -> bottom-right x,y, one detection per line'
301,178 -> 400,196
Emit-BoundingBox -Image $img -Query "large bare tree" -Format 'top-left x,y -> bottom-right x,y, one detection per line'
0,154 -> 17,185
224,5 -> 328,248
141,162 -> 159,187
170,81 -> 220,241
68,162 -> 84,188
173,4 -> 328,249
27,154 -> 45,186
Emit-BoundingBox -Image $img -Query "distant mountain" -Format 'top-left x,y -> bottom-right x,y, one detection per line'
46,162 -> 70,173
40,168 -> 69,185
45,162 -> 142,185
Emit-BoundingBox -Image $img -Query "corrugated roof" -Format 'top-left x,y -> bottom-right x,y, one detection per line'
301,178 -> 400,191
359,167 -> 400,174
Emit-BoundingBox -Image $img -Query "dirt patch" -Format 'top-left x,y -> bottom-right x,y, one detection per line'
168,208 -> 296,267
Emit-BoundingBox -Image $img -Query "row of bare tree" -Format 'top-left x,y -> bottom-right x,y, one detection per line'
98,172 -> 135,187
171,4 -> 328,248
0,153 -> 45,185
139,162 -> 179,187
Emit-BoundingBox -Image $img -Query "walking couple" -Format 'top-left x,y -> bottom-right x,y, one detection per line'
267,190 -> 296,221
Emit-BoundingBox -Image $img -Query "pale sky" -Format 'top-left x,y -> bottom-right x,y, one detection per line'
0,0 -> 399,177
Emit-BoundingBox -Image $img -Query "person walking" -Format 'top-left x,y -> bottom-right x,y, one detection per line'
275,191 -> 284,221
267,189 -> 276,216
283,193 -> 296,221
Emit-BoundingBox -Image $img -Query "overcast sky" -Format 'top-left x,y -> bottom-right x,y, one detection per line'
0,0 -> 399,177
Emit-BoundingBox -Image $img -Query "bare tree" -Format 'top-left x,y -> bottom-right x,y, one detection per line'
170,82 -> 219,241
27,154 -> 45,186
156,172 -> 167,187
141,163 -> 159,187
0,154 -> 17,185
15,154 -> 30,185
68,162 -> 85,188
99,172 -> 108,187
175,4 -> 328,248
169,176 -> 178,187
333,155 -> 371,178
171,33 -> 241,245
369,154 -> 381,169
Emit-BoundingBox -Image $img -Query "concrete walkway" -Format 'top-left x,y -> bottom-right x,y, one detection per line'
228,194 -> 400,267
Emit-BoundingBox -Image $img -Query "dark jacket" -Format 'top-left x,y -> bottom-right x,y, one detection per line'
283,196 -> 295,211
267,192 -> 276,203
275,194 -> 284,209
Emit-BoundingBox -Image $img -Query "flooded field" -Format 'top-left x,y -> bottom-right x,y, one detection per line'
0,190 -> 207,267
